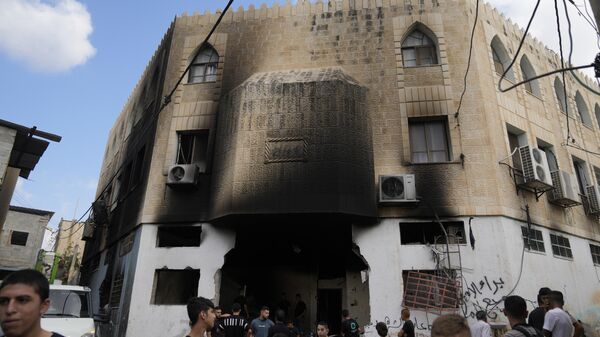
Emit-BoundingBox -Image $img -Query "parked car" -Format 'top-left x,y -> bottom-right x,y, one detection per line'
42,284 -> 97,337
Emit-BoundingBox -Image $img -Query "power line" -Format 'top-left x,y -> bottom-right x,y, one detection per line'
68,1 -> 235,245
567,0 -> 600,35
556,0 -> 572,142
497,0 -> 541,92
454,0 -> 480,119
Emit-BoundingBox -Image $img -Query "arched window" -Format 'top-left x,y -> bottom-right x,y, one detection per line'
520,55 -> 540,96
575,91 -> 593,127
554,78 -> 567,112
490,36 -> 515,81
402,29 -> 438,67
188,45 -> 219,83
595,104 -> 600,129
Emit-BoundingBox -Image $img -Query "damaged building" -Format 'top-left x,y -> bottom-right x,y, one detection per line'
81,0 -> 600,336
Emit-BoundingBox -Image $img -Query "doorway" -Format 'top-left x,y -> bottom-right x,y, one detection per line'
317,289 -> 342,335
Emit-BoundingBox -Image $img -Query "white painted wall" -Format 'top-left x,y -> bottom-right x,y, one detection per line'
125,223 -> 235,337
354,216 -> 600,337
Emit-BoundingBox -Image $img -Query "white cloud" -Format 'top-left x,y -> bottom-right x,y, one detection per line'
0,0 -> 96,72
15,177 -> 33,202
486,0 -> 599,79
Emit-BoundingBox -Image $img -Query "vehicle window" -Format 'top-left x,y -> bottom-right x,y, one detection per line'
45,290 -> 90,318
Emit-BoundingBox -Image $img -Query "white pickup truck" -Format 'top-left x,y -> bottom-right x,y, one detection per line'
41,284 -> 97,337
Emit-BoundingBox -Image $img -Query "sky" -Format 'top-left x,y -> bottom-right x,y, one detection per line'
0,0 -> 598,250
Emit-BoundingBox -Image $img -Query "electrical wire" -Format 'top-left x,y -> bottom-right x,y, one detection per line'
567,0 -> 600,35
557,0 -> 572,142
564,0 -> 600,96
67,0 -> 235,239
454,0 -> 480,119
497,0 -> 541,92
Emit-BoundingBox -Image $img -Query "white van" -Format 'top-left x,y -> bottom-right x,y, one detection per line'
41,284 -> 97,337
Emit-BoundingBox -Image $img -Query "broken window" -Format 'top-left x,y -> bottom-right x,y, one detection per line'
590,243 -> 600,265
402,270 -> 459,310
157,226 -> 202,247
402,29 -> 438,67
550,234 -> 573,259
152,269 -> 200,305
176,131 -> 209,173
521,226 -> 545,253
400,221 -> 466,245
130,146 -> 146,188
10,231 -> 28,246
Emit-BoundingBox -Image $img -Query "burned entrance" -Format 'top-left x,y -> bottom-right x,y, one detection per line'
219,222 -> 370,334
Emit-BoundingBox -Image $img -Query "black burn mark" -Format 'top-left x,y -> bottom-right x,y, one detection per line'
411,164 -> 462,218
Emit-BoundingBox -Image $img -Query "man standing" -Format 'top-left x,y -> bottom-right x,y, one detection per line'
431,314 -> 471,337
294,294 -> 307,332
278,293 -> 291,319
210,306 -> 226,337
529,288 -> 551,331
186,297 -> 217,337
341,309 -> 361,337
251,306 -> 275,337
398,308 -> 415,337
269,310 -> 291,337
0,269 -> 65,337
375,322 -> 388,337
317,321 -> 330,337
469,311 -> 492,337
502,295 -> 543,337
543,291 -> 583,337
220,303 -> 250,337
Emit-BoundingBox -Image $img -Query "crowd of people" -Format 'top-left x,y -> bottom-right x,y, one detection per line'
469,288 -> 584,337
0,269 -> 589,337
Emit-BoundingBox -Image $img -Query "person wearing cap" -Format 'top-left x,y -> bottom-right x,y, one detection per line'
469,311 -> 492,337
528,287 -> 551,331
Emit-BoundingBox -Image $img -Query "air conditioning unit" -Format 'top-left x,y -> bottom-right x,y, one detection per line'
518,146 -> 553,190
585,185 -> 600,214
82,219 -> 94,241
379,174 -> 416,203
548,170 -> 581,208
167,164 -> 199,189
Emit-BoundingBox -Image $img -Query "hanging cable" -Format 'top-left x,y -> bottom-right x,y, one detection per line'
497,0 -> 541,92
564,0 -> 600,96
67,1 -> 235,238
557,0 -> 572,142
454,0 -> 480,119
567,0 -> 600,35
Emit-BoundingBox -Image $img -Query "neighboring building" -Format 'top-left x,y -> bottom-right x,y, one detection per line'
81,1 -> 600,337
0,205 -> 53,278
53,218 -> 87,284
0,119 -> 61,233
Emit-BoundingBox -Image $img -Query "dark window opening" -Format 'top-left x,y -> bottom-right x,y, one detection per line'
400,221 -> 466,245
176,131 -> 209,173
10,231 -> 29,246
130,146 -> 146,187
118,163 -> 133,199
152,269 -> 200,305
573,158 -> 589,196
521,226 -> 545,253
157,226 -> 202,247
590,244 -> 600,265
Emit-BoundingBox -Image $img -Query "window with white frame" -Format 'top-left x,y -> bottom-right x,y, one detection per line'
521,226 -> 545,253
176,131 -> 209,173
188,46 -> 219,84
401,29 -> 438,67
491,36 -> 515,81
550,233 -> 573,259
409,118 -> 450,163
590,243 -> 600,265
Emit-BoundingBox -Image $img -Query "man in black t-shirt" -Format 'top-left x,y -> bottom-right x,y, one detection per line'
220,303 -> 250,337
341,309 -> 361,337
269,310 -> 291,337
398,309 -> 414,337
528,287 -> 551,331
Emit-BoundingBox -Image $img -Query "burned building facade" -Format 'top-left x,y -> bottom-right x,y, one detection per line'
82,1 -> 600,336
